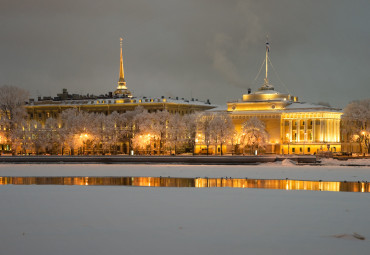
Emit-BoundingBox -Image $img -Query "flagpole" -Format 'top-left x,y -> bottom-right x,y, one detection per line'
265,36 -> 269,84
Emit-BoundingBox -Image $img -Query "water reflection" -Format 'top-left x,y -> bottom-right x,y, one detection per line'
0,176 -> 369,192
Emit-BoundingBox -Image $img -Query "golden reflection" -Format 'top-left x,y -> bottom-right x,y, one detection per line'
0,176 -> 369,193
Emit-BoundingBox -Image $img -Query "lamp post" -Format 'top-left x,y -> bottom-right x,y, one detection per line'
79,133 -> 89,155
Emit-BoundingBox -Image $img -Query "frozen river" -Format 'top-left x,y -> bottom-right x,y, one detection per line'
1,163 -> 370,255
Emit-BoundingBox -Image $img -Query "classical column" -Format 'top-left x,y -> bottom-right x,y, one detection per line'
312,119 -> 316,142
326,120 -> 330,142
289,120 -> 292,142
304,119 -> 308,142
337,119 -> 341,142
297,119 -> 300,142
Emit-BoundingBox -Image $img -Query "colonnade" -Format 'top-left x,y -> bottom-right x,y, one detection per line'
284,118 -> 340,143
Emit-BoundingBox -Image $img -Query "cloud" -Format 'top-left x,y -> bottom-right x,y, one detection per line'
207,33 -> 244,88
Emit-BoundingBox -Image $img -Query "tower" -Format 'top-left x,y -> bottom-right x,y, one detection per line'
114,37 -> 132,97
259,36 -> 274,91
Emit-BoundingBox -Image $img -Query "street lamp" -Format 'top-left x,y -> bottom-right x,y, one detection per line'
79,133 -> 89,155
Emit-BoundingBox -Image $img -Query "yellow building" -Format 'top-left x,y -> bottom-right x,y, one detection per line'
224,40 -> 342,155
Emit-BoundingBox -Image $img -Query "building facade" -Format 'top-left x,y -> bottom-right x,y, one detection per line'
195,40 -> 342,155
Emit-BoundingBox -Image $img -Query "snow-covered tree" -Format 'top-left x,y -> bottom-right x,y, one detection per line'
197,112 -> 215,155
59,108 -> 95,155
209,112 -> 234,155
151,110 -> 171,154
183,113 -> 198,155
124,106 -> 150,153
167,113 -> 186,154
240,117 -> 268,155
11,119 -> 31,154
44,117 -> 61,154
0,85 -> 29,154
343,99 -> 370,154
130,108 -> 153,154
106,111 -> 122,154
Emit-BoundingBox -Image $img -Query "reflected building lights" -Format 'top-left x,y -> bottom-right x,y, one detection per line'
0,176 -> 369,193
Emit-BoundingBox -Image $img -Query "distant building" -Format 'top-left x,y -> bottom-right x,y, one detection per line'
195,39 -> 342,155
25,39 -> 216,125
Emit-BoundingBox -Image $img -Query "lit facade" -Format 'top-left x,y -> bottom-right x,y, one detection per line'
230,40 -> 342,155
196,39 -> 342,155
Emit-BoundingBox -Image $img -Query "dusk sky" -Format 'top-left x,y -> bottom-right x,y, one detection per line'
1,0 -> 369,108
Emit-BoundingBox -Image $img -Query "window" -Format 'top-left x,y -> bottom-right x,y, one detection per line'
307,147 -> 311,153
292,148 -> 295,153
300,147 -> 302,153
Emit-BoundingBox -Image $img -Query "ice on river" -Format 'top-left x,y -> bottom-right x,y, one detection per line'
0,163 -> 370,255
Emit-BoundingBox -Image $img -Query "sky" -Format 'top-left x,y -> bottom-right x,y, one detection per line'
1,0 -> 369,108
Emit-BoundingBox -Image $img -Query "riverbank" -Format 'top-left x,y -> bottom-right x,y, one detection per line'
0,155 -> 317,164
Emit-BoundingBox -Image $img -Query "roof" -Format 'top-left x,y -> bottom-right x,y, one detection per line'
26,96 -> 218,108
284,102 -> 342,112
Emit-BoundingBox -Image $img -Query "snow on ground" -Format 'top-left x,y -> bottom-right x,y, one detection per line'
1,164 -> 370,255
320,158 -> 370,166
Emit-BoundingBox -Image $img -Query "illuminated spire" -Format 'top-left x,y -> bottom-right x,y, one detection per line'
119,38 -> 125,83
117,37 -> 127,89
114,37 -> 132,98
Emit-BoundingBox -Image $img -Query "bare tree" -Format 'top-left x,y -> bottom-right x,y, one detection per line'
0,85 -> 29,154
167,113 -> 186,154
197,112 -> 215,155
210,112 -> 234,155
59,108 -> 95,155
343,99 -> 370,154
183,113 -> 198,155
44,117 -> 60,154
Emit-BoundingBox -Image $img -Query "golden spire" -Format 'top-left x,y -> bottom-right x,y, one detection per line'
117,37 -> 127,90
115,37 -> 132,98
119,37 -> 125,83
